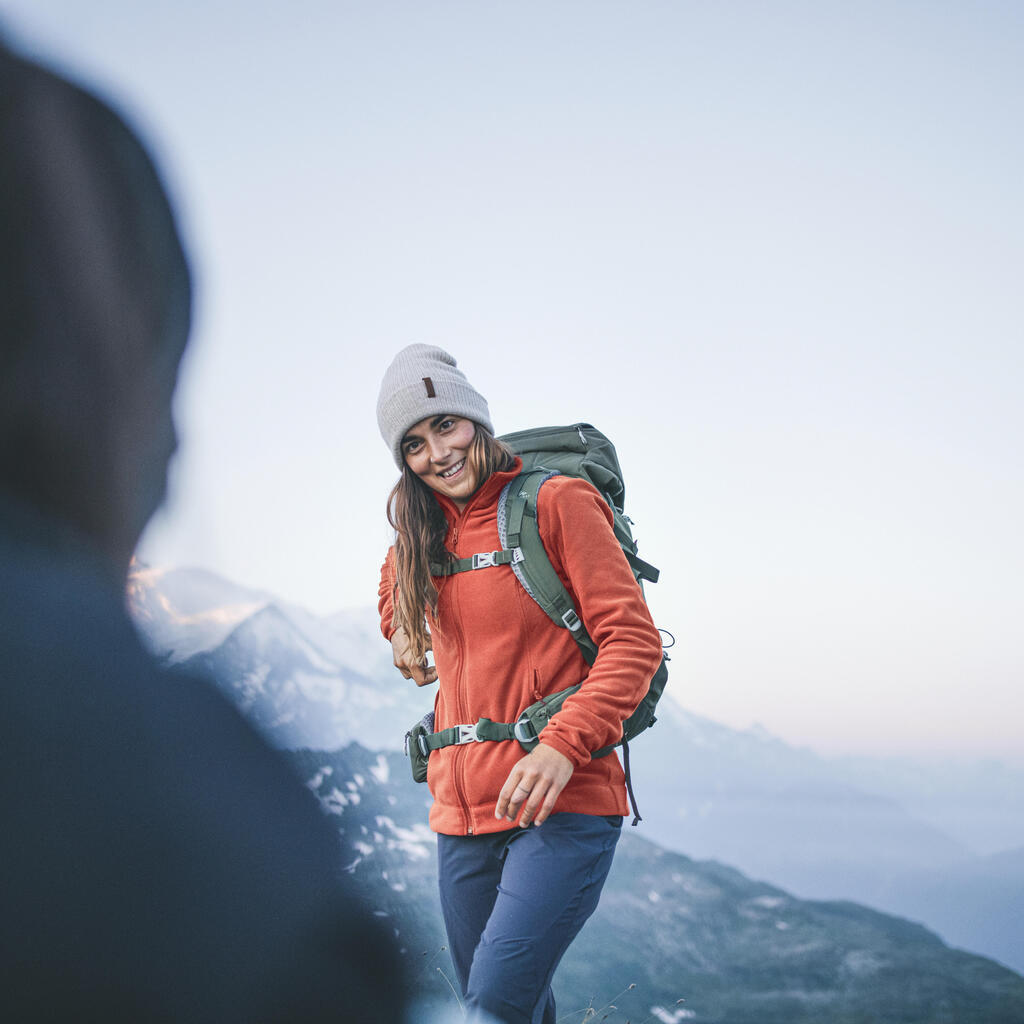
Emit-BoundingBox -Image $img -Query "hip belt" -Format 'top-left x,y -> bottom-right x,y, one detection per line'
404,682 -> 623,784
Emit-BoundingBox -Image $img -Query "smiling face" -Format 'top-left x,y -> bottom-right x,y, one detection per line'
402,414 -> 479,509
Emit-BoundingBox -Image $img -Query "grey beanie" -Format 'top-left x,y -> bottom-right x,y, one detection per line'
377,344 -> 494,467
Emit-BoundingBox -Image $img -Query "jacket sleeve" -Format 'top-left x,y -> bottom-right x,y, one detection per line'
533,476 -> 664,766
378,547 -> 398,641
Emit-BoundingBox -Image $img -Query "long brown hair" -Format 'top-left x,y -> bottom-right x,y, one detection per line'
386,424 -> 515,663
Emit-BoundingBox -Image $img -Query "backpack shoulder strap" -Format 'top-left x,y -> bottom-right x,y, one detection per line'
498,470 -> 598,666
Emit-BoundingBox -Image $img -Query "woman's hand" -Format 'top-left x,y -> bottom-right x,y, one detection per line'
495,745 -> 573,828
389,625 -> 437,687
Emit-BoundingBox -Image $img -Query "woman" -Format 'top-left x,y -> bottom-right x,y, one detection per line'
376,344 -> 663,1024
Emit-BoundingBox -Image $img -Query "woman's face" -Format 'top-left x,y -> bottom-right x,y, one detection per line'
402,414 -> 479,509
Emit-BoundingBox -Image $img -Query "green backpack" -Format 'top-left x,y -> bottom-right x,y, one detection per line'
408,424 -> 670,823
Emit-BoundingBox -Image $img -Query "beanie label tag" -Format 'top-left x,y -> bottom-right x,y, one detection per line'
423,377 -> 436,398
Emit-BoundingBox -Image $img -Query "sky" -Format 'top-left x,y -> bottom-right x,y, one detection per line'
3,1 -> 1021,764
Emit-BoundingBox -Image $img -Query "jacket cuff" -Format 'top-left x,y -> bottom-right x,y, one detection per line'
538,734 -> 591,770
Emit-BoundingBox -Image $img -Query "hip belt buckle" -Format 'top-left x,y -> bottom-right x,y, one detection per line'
456,722 -> 484,744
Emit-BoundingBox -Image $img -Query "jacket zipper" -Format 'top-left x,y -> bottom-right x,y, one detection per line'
452,592 -> 472,835
446,513 -> 472,834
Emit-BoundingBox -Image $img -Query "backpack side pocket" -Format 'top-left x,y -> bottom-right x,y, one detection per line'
404,711 -> 434,784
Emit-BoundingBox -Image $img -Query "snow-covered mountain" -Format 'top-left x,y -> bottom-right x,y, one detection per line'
127,564 -> 270,662
127,565 -> 1024,972
128,564 -> 433,751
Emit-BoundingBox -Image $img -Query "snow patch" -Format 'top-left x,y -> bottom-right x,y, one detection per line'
321,787 -> 351,814
306,765 -> 334,790
842,950 -> 883,976
370,755 -> 390,784
292,670 -> 347,704
751,895 -> 786,909
380,821 -> 434,862
236,664 -> 272,706
172,600 -> 266,629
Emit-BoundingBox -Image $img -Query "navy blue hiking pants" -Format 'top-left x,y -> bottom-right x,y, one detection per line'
437,812 -> 621,1024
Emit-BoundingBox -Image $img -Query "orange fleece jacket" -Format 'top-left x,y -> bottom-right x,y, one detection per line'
379,459 -> 664,836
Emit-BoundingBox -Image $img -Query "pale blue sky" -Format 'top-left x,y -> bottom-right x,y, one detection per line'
4,1 -> 1021,762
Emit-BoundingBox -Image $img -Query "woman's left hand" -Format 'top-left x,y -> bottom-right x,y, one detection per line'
495,745 -> 574,828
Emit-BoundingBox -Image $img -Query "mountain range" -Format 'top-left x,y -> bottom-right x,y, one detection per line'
127,564 -> 1024,980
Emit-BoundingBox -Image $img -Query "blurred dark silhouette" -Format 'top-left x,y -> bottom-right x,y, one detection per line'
0,38 -> 408,1023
